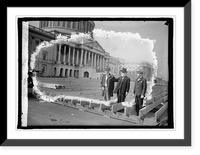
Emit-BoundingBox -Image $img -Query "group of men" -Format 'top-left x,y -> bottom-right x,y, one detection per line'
101,66 -> 147,115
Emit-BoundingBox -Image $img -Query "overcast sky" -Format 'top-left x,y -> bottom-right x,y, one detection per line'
28,20 -> 168,80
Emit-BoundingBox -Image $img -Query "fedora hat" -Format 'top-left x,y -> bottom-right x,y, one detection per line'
104,66 -> 110,71
120,67 -> 128,73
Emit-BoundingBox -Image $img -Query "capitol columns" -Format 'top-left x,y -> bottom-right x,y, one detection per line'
72,47 -> 75,66
84,50 -> 87,65
99,55 -> 102,70
53,44 -> 57,61
80,49 -> 84,66
57,44 -> 61,63
68,46 -> 71,65
101,56 -> 104,70
63,45 -> 66,64
76,48 -> 79,65
102,57 -> 105,70
88,51 -> 91,66
97,55 -> 100,68
91,52 -> 94,67
94,53 -> 97,68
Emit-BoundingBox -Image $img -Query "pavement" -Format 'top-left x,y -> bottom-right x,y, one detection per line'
28,98 -> 139,126
27,77 -> 168,127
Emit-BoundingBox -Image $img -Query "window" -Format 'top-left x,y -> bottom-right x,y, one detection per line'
44,21 -> 48,27
83,21 -> 86,32
88,22 -> 91,32
62,21 -> 66,27
39,21 -> 42,28
85,21 -> 88,32
77,22 -> 79,30
47,21 -> 49,27
78,21 -> 81,30
41,65 -> 46,74
42,21 -> 45,28
67,21 -> 71,28
36,40 -> 39,45
52,21 -> 55,27
42,51 -> 48,60
57,21 -> 60,27
72,22 -> 76,29
48,21 -> 51,27
54,21 -> 58,27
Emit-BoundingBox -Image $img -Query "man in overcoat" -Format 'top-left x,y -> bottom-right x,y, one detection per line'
113,68 -> 130,103
133,69 -> 147,116
101,66 -> 117,101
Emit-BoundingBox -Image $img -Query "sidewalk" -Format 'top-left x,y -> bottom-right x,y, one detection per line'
27,97 -> 139,127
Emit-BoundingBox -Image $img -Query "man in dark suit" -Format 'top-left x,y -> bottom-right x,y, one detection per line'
28,71 -> 34,98
113,68 -> 130,103
133,69 -> 147,116
101,66 -> 117,101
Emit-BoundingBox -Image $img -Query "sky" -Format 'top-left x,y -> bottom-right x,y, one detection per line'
93,21 -> 168,80
28,21 -> 169,80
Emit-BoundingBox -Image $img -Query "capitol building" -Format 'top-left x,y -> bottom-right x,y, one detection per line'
124,61 -> 157,82
28,21 -> 124,79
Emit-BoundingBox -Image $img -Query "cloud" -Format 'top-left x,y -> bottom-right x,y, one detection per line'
93,28 -> 157,66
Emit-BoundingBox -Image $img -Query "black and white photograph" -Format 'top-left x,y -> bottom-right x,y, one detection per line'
3,3 -> 193,148
18,18 -> 173,128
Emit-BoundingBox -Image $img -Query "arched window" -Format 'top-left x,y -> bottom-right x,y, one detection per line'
84,71 -> 89,78
60,68 -> 63,77
69,69 -> 72,77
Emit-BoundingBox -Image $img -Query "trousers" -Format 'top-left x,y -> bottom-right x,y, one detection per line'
117,92 -> 126,103
103,86 -> 111,101
135,95 -> 144,115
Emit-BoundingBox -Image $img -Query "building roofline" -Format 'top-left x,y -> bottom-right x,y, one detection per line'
29,25 -> 55,39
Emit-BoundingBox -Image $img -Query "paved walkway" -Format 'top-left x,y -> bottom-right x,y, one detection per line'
28,98 -> 139,126
27,77 -> 167,126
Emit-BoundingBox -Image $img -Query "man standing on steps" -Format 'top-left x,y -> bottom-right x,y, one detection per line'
133,68 -> 147,116
113,68 -> 130,103
100,66 -> 117,101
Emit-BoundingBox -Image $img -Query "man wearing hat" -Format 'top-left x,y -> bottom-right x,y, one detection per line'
133,68 -> 147,116
113,68 -> 130,103
28,71 -> 34,98
101,66 -> 117,101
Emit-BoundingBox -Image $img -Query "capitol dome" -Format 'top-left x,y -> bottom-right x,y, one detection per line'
39,21 -> 95,35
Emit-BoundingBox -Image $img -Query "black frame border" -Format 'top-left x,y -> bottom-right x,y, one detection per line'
2,1 -> 191,146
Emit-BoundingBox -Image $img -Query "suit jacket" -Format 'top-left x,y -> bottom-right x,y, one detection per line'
113,76 -> 130,96
133,76 -> 147,96
101,73 -> 117,97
